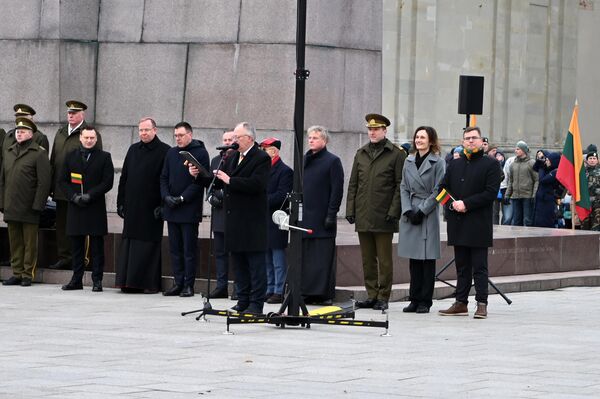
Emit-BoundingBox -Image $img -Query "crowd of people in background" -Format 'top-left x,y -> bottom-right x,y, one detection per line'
1,101 -> 599,319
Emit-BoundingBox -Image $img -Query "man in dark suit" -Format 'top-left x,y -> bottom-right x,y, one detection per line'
160,122 -> 210,298
439,126 -> 502,319
49,100 -> 103,270
59,126 -> 114,292
198,122 -> 270,314
260,137 -> 293,304
207,130 -> 237,299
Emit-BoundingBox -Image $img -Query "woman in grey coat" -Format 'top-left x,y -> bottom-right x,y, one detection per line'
398,126 -> 445,313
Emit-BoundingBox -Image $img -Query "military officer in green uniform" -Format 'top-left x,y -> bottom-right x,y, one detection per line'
48,100 -> 102,270
1,104 -> 49,170
0,118 -> 51,286
346,113 -> 406,311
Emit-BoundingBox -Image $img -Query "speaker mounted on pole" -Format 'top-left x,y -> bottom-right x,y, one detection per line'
458,75 -> 484,115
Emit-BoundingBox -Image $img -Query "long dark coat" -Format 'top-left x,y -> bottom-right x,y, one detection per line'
533,151 -> 561,227
301,148 -> 344,238
0,140 -> 51,224
117,136 -> 170,241
160,139 -> 210,224
51,122 -> 104,200
267,157 -> 293,249
222,143 -> 270,252
398,153 -> 445,260
346,138 -> 405,233
442,151 -> 502,248
60,147 -> 114,236
209,154 -> 226,233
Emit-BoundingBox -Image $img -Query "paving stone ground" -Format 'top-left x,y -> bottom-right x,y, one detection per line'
1,284 -> 599,398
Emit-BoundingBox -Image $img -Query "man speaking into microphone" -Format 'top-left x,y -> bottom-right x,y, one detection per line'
191,122 -> 270,314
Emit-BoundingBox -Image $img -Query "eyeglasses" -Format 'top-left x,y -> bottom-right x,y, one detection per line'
463,136 -> 482,141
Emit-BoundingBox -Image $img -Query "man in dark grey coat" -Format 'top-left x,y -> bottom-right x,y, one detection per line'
60,126 -> 114,292
439,126 -> 502,319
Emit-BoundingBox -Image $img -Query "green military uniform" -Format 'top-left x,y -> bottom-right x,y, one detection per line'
583,154 -> 600,231
0,118 -> 51,283
49,101 -> 102,268
346,114 -> 406,306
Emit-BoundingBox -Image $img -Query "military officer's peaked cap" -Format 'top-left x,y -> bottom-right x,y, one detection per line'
260,137 -> 281,150
15,117 -> 37,132
365,113 -> 391,128
14,103 -> 36,116
66,100 -> 87,112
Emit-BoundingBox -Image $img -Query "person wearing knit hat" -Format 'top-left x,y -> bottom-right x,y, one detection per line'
506,140 -> 538,226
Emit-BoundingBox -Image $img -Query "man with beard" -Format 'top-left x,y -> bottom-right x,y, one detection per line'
60,126 -> 114,292
160,122 -> 210,297
115,117 -> 170,294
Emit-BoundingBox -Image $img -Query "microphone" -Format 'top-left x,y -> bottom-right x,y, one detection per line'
216,142 -> 239,151
272,210 -> 313,234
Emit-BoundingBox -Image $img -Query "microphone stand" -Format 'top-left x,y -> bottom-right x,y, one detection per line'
182,149 -> 229,319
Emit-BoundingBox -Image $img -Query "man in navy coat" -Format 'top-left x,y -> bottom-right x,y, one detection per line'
160,122 -> 210,297
260,137 -> 293,304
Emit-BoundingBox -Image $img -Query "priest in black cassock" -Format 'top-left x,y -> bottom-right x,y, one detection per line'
115,117 -> 170,293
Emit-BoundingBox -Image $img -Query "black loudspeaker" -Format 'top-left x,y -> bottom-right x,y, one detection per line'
458,75 -> 484,115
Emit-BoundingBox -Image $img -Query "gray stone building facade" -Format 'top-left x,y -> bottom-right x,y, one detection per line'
383,0 -> 598,152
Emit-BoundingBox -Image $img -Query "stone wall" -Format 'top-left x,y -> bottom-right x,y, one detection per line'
0,0 -> 383,213
383,0 -> 586,152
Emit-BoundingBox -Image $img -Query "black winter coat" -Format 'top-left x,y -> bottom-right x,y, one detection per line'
117,136 -> 170,241
301,148 -> 344,238
267,158 -> 293,249
442,151 -> 502,247
60,147 -> 114,236
209,154 -> 226,233
160,140 -> 210,224
222,143 -> 270,252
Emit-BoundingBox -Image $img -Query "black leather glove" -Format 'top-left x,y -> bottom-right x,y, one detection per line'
164,195 -> 183,208
410,210 -> 424,225
324,216 -> 336,230
346,215 -> 355,224
153,206 -> 162,220
404,210 -> 414,221
385,215 -> 398,224
502,196 -> 511,206
72,194 -> 86,207
117,205 -> 125,219
80,193 -> 91,204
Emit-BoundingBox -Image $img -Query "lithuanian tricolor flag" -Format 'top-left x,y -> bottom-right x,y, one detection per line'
556,103 -> 591,222
436,188 -> 454,205
71,172 -> 83,185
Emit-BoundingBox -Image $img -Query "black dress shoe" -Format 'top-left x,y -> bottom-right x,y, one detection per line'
92,282 -> 103,292
231,303 -> 248,312
373,300 -> 389,310
21,278 -> 32,287
264,293 -> 274,302
179,286 -> 194,297
62,281 -> 83,290
3,276 -> 22,286
209,288 -> 228,298
48,260 -> 71,270
244,305 -> 264,314
355,298 -> 377,308
266,293 -> 283,304
403,302 -> 418,313
416,305 -> 430,314
163,285 -> 182,296
143,289 -> 158,294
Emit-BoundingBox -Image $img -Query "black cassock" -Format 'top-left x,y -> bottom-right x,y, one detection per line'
115,136 -> 170,292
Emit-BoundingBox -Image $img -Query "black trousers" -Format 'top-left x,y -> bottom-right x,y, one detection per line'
167,222 -> 199,288
231,251 -> 267,311
213,231 -> 230,290
408,258 -> 436,307
454,246 -> 488,305
71,235 -> 104,283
